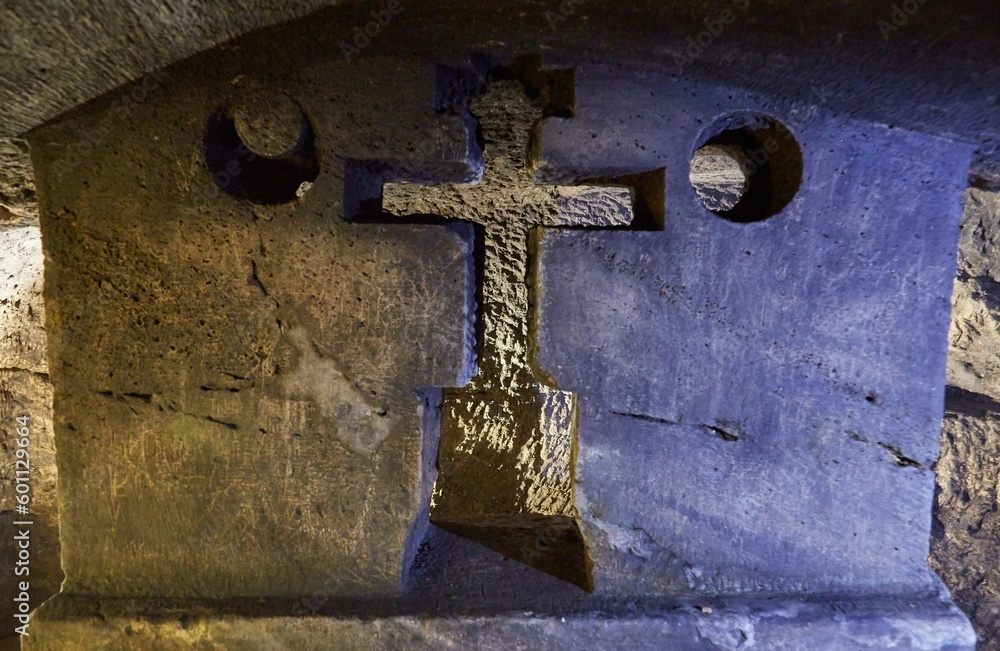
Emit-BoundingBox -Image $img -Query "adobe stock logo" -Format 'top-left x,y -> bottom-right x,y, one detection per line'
544,0 -> 588,31
877,0 -> 933,41
670,0 -> 753,76
339,0 -> 405,60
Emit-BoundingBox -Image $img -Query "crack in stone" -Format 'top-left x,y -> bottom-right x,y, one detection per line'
848,432 -> 923,469
93,390 -> 240,431
247,259 -> 269,297
613,411 -> 745,442
702,425 -> 741,442
609,410 -> 680,426
876,441 -> 922,468
247,258 -> 281,312
203,416 -> 239,430
0,366 -> 49,380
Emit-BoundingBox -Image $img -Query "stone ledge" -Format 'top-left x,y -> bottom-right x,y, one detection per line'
24,591 -> 976,650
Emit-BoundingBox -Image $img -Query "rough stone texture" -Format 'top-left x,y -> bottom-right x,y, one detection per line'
933,187 -> 1000,650
689,145 -> 749,212
947,190 -> 1000,399
231,89 -> 310,159
954,190 -> 1000,284
30,56 -> 478,599
0,139 -> 38,225
0,227 -> 46,373
935,395 -> 1000,650
0,1 -> 349,138
0,223 -> 61,651
535,66 -> 971,600
948,278 -> 1000,400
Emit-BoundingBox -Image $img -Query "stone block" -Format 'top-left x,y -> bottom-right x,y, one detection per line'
535,66 -> 974,596
29,58 -> 477,598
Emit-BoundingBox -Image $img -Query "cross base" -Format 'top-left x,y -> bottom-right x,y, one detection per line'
430,384 -> 593,591
434,514 -> 593,591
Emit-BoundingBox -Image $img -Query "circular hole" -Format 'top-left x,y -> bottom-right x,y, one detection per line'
204,90 -> 319,205
689,114 -> 803,222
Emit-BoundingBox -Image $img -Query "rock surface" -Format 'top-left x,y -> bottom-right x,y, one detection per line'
536,66 -> 970,599
0,142 -> 61,650
933,187 -> 1000,649
0,139 -> 37,225
688,145 -> 748,212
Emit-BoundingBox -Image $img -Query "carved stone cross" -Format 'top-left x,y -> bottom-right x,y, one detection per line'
383,79 -> 635,590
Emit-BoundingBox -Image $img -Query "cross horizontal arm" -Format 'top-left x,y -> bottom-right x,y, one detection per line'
382,182 -> 473,221
383,181 -> 634,228
547,185 -> 635,228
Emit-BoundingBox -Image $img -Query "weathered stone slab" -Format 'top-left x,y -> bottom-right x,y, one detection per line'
19,13 -> 978,643
29,58 -> 478,598
534,67 -> 974,597
947,188 -> 1000,399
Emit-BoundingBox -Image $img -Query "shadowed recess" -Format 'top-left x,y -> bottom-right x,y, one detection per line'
693,113 -> 803,222
204,92 -> 319,204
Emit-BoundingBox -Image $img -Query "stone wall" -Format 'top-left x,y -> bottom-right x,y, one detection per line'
0,139 -> 60,651
933,187 -> 1000,650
